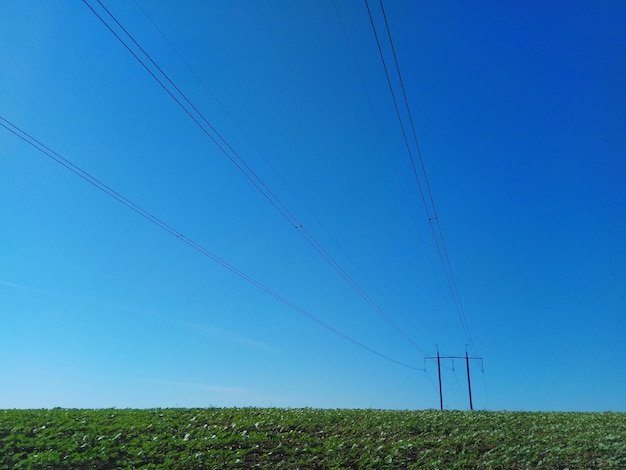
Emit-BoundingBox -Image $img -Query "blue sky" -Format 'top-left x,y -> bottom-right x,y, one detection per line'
1,1 -> 624,411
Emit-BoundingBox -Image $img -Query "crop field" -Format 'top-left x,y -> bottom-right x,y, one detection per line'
1,408 -> 625,469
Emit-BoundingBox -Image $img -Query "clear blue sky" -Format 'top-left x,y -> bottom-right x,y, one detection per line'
1,1 -> 624,411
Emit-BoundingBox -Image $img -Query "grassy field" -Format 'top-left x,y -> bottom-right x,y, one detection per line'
1,408 -> 625,469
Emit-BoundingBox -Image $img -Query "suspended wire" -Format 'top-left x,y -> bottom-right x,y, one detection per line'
332,0 -> 447,351
131,0 -> 430,356
364,0 -> 477,357
131,0 -> 293,196
0,115 -> 424,372
332,0 -> 418,229
480,362 -> 489,410
440,359 -> 455,372
423,349 -> 442,404
363,0 -> 430,219
82,0 -> 428,356
81,0 -> 297,227
377,0 -> 476,356
378,1 -> 437,217
423,368 -> 442,401
364,0 -> 464,333
378,0 -> 476,356
447,366 -> 464,410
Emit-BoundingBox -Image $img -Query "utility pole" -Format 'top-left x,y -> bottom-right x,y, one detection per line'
425,347 -> 482,410
436,346 -> 443,411
465,348 -> 474,410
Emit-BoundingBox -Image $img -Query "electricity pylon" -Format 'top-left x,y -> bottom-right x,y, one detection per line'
425,346 -> 483,410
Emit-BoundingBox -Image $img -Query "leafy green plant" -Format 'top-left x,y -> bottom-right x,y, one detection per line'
1,408 -> 624,469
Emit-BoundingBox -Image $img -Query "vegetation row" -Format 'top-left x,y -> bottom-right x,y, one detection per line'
1,408 -> 625,469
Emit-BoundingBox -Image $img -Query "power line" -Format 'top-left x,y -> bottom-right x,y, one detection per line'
132,0 -> 430,356
364,0 -> 477,357
82,0 -> 428,355
425,347 -> 483,410
363,0 -> 431,220
332,0 -> 447,348
0,115 -> 424,372
377,0 -> 437,217
376,0 -> 476,358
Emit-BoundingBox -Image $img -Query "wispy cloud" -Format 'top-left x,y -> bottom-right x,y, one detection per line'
183,321 -> 277,353
0,279 -> 160,317
0,279 -> 37,290
0,279 -> 64,297
1,280 -> 276,354
140,379 -> 248,394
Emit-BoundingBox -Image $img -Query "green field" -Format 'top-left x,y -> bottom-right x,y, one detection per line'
1,408 -> 625,469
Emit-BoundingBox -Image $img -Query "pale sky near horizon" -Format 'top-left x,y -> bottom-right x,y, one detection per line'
1,1 -> 625,411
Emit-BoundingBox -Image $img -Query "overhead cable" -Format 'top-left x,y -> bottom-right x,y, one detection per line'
377,0 -> 476,356
0,115 -> 425,372
82,0 -> 428,355
333,0 -> 449,352
365,0 -> 477,356
133,0 -> 430,355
